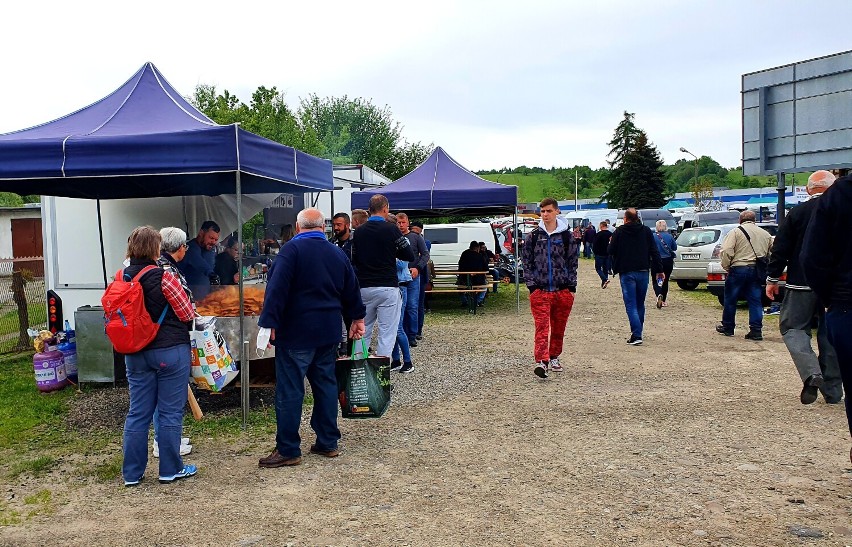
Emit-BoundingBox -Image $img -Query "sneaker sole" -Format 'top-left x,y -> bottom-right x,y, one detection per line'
158,469 -> 198,483
400,367 -> 415,374
258,457 -> 302,468
310,447 -> 340,458
534,366 -> 548,379
550,367 -> 564,372
627,339 -> 643,346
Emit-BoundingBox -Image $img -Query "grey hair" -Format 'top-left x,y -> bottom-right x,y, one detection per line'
739,210 -> 757,223
655,219 -> 667,232
296,208 -> 325,230
159,227 -> 187,253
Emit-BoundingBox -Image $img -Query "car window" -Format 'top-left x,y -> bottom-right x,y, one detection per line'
677,229 -> 720,247
425,228 -> 458,244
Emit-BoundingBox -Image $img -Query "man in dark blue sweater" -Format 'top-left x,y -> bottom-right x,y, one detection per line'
801,172 -> 852,464
258,208 -> 366,468
177,220 -> 220,300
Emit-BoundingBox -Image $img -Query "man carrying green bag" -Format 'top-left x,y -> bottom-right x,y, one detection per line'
337,340 -> 391,419
257,208 -> 366,468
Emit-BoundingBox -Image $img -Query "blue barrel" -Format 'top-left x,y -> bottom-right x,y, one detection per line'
34,349 -> 67,393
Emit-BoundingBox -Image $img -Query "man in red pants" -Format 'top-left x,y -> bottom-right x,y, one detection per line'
521,198 -> 580,378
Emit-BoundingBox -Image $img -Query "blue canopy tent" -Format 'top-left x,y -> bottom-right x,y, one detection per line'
350,146 -> 517,217
0,63 -> 333,422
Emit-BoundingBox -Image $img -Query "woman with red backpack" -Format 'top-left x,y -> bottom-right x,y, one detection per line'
116,226 -> 197,486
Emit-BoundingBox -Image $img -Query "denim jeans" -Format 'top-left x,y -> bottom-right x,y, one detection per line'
274,344 -> 340,458
594,256 -> 610,283
825,305 -> 852,437
417,268 -> 428,335
392,287 -> 412,363
123,344 -> 190,482
461,289 -> 487,306
361,286 -> 403,357
402,276 -> 420,343
619,270 -> 649,338
721,266 -> 763,332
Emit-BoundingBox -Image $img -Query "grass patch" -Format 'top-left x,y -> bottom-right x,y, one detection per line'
182,403 -> 276,439
0,355 -> 77,450
0,501 -> 22,526
6,456 -> 56,479
91,454 -> 122,482
676,285 -> 720,307
426,283 -> 527,323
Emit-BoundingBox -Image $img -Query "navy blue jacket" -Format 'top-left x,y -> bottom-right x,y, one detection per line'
178,239 -> 216,299
259,231 -> 366,350
801,175 -> 852,307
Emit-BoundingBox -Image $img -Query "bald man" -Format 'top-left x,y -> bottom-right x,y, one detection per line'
767,170 -> 841,405
258,208 -> 366,468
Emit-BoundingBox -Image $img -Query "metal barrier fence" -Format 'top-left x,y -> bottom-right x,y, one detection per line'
0,257 -> 47,353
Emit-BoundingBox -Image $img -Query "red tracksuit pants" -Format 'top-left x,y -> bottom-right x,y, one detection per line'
529,289 -> 575,363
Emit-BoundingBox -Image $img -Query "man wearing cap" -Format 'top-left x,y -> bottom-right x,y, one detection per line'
767,170 -> 842,405
801,171 -> 852,464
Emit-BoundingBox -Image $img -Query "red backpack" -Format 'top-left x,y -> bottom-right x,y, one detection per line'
101,266 -> 168,353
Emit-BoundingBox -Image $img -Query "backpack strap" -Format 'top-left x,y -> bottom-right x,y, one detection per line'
130,265 -> 160,282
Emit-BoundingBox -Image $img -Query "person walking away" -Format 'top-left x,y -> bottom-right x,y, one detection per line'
258,208 -> 366,468
120,226 -> 197,486
801,173 -> 852,464
608,208 -> 664,346
177,220 -> 220,300
521,198 -> 579,378
767,170 -> 842,405
396,213 -> 429,347
592,221 -> 612,288
652,220 -> 678,309
351,195 -> 415,358
583,224 -> 596,259
410,221 -> 431,332
715,210 -> 772,340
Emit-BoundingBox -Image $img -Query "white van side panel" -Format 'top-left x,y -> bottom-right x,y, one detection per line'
422,223 -> 495,269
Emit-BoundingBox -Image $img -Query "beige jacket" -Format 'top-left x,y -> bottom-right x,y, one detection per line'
720,221 -> 772,271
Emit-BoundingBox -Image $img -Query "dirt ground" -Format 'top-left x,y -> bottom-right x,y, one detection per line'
2,260 -> 850,546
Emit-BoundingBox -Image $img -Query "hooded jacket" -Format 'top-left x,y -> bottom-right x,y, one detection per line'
801,175 -> 852,307
608,221 -> 663,275
521,216 -> 579,292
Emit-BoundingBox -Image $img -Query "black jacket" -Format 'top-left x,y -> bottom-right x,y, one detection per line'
351,218 -> 416,288
123,259 -> 191,351
767,195 -> 820,290
608,222 -> 662,275
801,175 -> 852,307
592,230 -> 612,256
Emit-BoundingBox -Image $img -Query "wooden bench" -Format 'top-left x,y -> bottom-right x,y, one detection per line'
426,270 -> 490,314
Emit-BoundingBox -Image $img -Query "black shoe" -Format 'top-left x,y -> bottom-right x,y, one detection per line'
400,362 -> 415,374
408,339 -> 418,348
744,330 -> 762,341
800,374 -> 824,405
415,334 -> 423,340
627,335 -> 643,346
715,324 -> 734,336
390,360 -> 402,372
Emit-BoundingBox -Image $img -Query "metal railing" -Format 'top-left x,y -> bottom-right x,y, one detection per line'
0,257 -> 47,353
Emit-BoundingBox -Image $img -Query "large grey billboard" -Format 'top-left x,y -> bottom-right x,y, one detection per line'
742,50 -> 852,176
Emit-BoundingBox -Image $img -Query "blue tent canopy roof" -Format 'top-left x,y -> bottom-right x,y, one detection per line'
0,63 -> 332,199
350,146 -> 517,217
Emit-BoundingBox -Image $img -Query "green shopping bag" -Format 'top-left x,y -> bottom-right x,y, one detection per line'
336,339 -> 391,419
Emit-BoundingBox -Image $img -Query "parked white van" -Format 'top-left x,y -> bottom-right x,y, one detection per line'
422,223 -> 499,269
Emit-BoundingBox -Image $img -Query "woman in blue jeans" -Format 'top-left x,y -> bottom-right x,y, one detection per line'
120,226 -> 197,486
392,259 -> 414,374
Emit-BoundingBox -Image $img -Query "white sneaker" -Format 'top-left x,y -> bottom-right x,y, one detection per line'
549,358 -> 563,372
152,440 -> 193,458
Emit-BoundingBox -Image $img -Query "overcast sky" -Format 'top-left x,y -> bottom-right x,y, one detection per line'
2,0 -> 850,172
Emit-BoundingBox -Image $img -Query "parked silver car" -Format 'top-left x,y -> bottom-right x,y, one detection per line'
707,260 -> 785,306
671,223 -> 778,290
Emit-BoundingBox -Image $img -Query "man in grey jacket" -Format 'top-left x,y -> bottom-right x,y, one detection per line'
766,170 -> 841,404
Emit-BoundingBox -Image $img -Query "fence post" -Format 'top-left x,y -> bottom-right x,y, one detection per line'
11,270 -> 30,351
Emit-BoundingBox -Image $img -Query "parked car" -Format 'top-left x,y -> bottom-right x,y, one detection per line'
422,223 -> 500,270
707,260 -> 785,307
671,222 -> 777,290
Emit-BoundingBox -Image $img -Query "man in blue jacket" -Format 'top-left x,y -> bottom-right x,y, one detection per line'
522,198 -> 579,379
258,208 -> 366,468
177,220 -> 220,300
801,172 -> 852,464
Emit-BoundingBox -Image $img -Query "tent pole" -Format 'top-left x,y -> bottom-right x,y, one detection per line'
514,208 -> 519,314
96,199 -> 107,288
237,169 -> 248,427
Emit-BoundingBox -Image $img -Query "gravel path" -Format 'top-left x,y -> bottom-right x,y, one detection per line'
2,259 -> 850,546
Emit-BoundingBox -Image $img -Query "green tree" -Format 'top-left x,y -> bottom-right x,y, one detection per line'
613,131 -> 667,208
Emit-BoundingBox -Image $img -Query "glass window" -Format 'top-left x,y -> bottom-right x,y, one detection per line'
425,228 -> 458,245
676,229 -> 721,247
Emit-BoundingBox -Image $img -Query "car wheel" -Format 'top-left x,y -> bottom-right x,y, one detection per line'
677,280 -> 699,291
717,294 -> 724,306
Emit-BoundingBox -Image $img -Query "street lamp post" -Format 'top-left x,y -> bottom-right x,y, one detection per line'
574,171 -> 584,212
679,147 -> 698,185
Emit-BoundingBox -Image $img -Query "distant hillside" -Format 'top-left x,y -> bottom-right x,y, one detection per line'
480,173 -> 605,203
